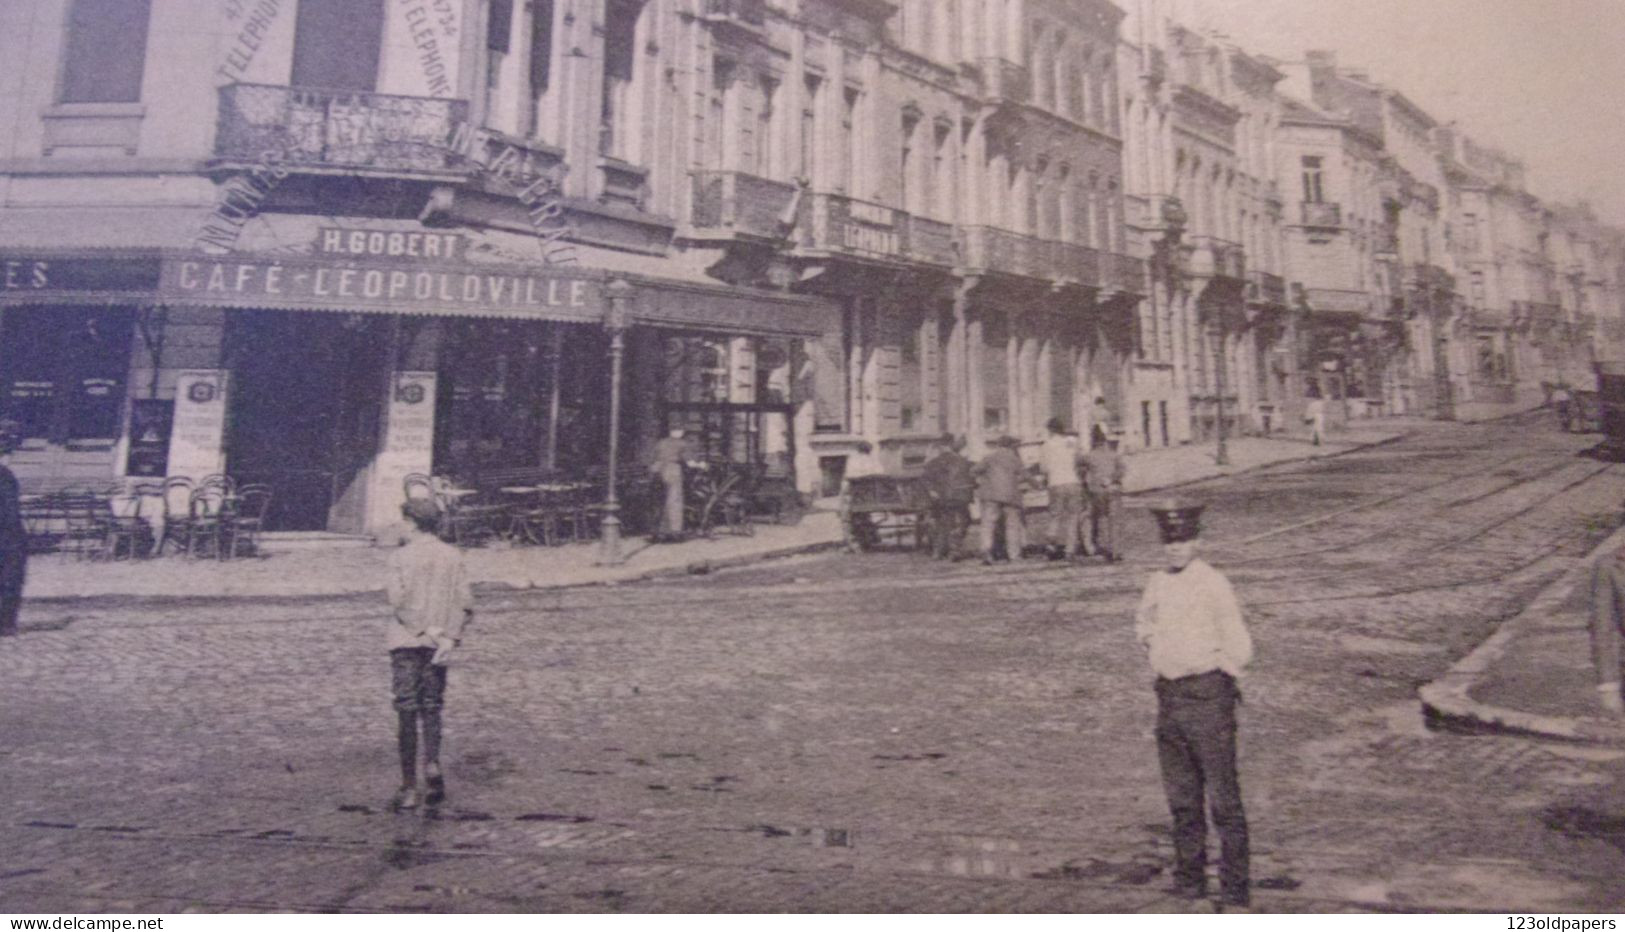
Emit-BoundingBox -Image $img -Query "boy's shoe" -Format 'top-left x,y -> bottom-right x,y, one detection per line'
389,784 -> 419,812
424,773 -> 447,807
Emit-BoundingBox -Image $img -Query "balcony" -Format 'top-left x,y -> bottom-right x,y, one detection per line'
688,171 -> 797,241
700,0 -> 766,30
1103,253 -> 1148,295
1304,287 -> 1372,321
1129,194 -> 1186,236
1186,236 -> 1245,280
975,58 -> 1031,106
1247,271 -> 1287,307
959,226 -> 1102,284
214,83 -> 471,176
1405,263 -> 1455,295
1300,201 -> 1343,228
799,192 -> 958,267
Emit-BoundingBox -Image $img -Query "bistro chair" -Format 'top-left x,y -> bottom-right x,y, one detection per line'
56,486 -> 111,561
155,477 -> 196,556
403,473 -> 436,503
185,486 -> 230,559
222,484 -> 272,559
198,473 -> 237,496
104,483 -> 161,560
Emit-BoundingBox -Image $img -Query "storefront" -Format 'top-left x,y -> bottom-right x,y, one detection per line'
0,236 -> 838,536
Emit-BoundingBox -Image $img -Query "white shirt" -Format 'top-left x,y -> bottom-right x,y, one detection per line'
1038,433 -> 1081,488
386,532 -> 473,652
1135,558 -> 1253,680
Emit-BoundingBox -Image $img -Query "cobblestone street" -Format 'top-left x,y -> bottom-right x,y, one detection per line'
6,412 -> 1625,913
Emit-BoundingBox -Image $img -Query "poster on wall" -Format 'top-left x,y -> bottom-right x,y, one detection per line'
124,400 -> 175,478
167,371 -> 230,482
368,371 -> 437,534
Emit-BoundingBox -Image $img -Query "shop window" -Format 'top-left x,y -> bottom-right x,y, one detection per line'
60,0 -> 153,103
0,307 -> 133,445
981,316 -> 1009,435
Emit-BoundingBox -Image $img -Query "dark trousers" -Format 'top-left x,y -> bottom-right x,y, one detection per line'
929,502 -> 970,559
0,551 -> 25,636
1155,670 -> 1249,903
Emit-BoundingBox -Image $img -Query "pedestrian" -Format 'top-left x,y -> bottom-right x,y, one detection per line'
841,441 -> 885,553
0,421 -> 25,638
920,433 -> 975,560
974,435 -> 1027,564
1091,396 -> 1115,445
1588,542 -> 1625,716
1551,383 -> 1574,432
1305,390 -> 1326,446
1082,433 -> 1127,561
386,497 -> 474,811
1136,500 -> 1253,911
1038,418 -> 1084,561
648,427 -> 692,543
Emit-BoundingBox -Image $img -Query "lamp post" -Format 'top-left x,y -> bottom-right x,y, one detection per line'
1213,318 -> 1231,466
598,278 -> 634,566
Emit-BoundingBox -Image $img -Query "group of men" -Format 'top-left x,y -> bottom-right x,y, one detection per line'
907,417 -> 1126,564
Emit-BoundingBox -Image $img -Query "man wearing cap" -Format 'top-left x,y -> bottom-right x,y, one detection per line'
974,436 -> 1028,563
385,497 -> 474,811
1038,418 -> 1085,561
0,421 -> 24,637
921,434 -> 975,560
1135,501 -> 1253,910
1082,434 -> 1128,561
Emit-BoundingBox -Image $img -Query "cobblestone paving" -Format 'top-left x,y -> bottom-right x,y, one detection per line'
5,413 -> 1625,912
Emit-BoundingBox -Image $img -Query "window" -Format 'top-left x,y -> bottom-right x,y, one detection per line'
600,0 -> 641,157
1301,156 -> 1324,204
801,74 -> 822,182
291,0 -> 383,91
60,0 -> 153,103
529,0 -> 555,97
756,76 -> 779,176
931,120 -> 952,220
841,87 -> 861,194
900,111 -> 919,211
0,307 -> 133,444
1470,270 -> 1486,305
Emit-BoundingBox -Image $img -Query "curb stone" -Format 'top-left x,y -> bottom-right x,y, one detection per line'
1418,524 -> 1625,747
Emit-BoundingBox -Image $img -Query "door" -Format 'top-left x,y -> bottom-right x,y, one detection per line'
226,311 -> 383,532
291,0 -> 384,90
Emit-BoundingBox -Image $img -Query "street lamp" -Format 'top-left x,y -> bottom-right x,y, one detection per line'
598,278 -> 635,566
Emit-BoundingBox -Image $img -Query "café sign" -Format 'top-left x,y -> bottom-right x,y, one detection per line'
160,257 -> 602,317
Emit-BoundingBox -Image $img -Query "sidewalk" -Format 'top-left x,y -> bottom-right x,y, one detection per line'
19,421 -> 1413,603
1419,524 -> 1625,747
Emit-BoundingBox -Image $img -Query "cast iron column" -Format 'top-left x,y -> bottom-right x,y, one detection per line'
1213,318 -> 1231,466
598,279 -> 634,566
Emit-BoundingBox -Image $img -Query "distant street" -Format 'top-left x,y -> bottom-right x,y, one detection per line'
5,412 -> 1625,913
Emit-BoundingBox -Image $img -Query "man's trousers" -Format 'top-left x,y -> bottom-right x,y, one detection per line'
1154,670 -> 1249,904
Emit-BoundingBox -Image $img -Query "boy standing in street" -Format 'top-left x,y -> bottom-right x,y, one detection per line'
387,498 -> 474,811
1082,434 -> 1127,561
1135,501 -> 1253,911
1038,418 -> 1084,561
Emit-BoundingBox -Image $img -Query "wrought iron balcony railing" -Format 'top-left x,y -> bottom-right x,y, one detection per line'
1104,253 -> 1148,295
1304,287 -> 1372,318
1300,201 -> 1343,228
798,192 -> 958,267
1247,270 -> 1287,306
689,170 -> 797,241
215,83 -> 471,175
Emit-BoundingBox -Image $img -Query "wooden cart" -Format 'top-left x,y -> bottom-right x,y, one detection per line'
846,475 -> 932,551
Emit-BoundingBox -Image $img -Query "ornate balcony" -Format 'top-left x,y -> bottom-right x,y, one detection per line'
700,0 -> 766,31
1103,253 -> 1148,295
688,170 -> 798,241
975,57 -> 1031,106
1186,236 -> 1245,280
959,226 -> 1086,283
1129,194 -> 1187,237
798,192 -> 958,267
1300,201 -> 1343,228
214,83 -> 471,176
1247,271 -> 1287,307
1305,287 -> 1373,321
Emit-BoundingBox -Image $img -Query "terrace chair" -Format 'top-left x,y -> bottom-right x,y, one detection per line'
156,477 -> 195,556
57,486 -> 110,561
185,486 -> 230,559
222,484 -> 272,559
104,483 -> 161,560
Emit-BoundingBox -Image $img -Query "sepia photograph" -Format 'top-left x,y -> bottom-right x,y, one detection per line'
2,0 -> 1625,917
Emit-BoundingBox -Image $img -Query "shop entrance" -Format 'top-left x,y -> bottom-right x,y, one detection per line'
225,311 -> 388,532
